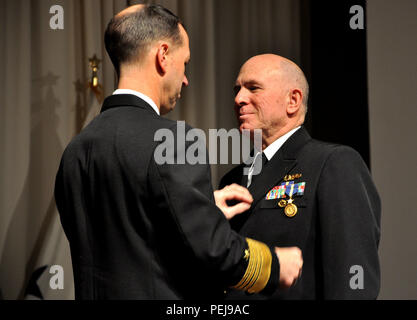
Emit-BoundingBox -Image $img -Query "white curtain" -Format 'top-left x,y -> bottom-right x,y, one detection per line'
0,0 -> 126,300
143,0 -> 302,183
0,0 -> 301,299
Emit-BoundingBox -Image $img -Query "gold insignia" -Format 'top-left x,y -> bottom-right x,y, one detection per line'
278,199 -> 287,208
243,249 -> 250,261
284,173 -> 302,181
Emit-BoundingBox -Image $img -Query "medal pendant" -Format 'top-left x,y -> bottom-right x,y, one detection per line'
284,203 -> 298,217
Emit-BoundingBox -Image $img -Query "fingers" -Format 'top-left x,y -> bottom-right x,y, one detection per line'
214,184 -> 253,220
224,202 -> 252,220
213,189 -> 223,206
293,266 -> 303,286
221,184 -> 253,204
275,246 -> 303,289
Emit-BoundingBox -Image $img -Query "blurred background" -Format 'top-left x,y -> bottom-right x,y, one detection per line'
0,0 -> 416,299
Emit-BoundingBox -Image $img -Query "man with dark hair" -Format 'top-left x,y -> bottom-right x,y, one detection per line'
221,54 -> 381,300
104,5 -> 184,77
54,5 -> 303,299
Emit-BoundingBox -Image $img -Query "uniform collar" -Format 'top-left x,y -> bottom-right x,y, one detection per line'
101,93 -> 158,115
263,126 -> 302,161
113,89 -> 160,115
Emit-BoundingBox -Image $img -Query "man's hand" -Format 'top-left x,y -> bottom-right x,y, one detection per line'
214,184 -> 253,220
275,247 -> 303,289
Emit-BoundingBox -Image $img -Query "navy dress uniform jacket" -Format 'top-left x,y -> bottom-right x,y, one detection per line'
220,127 -> 381,299
54,94 -> 278,300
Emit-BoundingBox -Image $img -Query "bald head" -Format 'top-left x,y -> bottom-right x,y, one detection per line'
241,54 -> 309,115
115,4 -> 145,18
234,54 -> 309,145
105,4 -> 184,76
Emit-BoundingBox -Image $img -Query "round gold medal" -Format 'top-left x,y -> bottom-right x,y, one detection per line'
284,203 -> 298,217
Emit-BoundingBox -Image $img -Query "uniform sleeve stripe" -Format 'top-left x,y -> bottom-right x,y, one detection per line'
231,238 -> 272,293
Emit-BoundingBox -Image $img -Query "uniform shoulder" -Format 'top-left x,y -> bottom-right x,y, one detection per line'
306,138 -> 360,157
305,139 -> 366,169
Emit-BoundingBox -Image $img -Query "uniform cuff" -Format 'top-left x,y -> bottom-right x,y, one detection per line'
260,245 -> 279,295
231,238 -> 276,294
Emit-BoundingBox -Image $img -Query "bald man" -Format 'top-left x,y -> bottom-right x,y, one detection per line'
220,54 -> 381,299
55,6 -> 303,299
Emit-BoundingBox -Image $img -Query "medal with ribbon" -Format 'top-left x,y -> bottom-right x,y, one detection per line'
265,179 -> 306,218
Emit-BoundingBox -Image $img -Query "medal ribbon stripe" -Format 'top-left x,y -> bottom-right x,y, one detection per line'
265,181 -> 307,199
296,182 -> 305,195
277,185 -> 286,198
285,181 -> 295,197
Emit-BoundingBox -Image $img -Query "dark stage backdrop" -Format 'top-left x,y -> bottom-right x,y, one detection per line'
301,0 -> 370,168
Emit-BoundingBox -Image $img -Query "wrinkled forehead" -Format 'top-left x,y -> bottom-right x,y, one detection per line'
236,60 -> 280,85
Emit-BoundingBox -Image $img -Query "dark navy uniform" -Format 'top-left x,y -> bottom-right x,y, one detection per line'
220,127 -> 381,299
55,94 -> 278,299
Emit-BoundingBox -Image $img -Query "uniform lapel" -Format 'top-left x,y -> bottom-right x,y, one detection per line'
101,94 -> 157,114
247,127 -> 312,210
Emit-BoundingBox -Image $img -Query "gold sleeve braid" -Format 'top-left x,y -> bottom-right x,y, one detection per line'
231,238 -> 272,293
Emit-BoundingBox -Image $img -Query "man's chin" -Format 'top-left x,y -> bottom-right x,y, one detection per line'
160,99 -> 178,115
239,123 -> 254,133
160,105 -> 175,115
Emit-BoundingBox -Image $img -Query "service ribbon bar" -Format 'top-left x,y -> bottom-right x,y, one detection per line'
265,181 -> 306,199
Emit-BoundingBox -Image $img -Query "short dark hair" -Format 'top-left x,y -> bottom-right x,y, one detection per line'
104,4 -> 183,76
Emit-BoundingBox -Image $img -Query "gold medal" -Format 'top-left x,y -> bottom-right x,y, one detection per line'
284,203 -> 297,217
278,199 -> 287,208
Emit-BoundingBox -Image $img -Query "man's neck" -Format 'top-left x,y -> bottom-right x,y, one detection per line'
117,74 -> 160,110
262,123 -> 302,150
262,126 -> 302,161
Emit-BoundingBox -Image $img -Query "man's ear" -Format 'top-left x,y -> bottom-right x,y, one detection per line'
156,43 -> 169,74
287,88 -> 303,116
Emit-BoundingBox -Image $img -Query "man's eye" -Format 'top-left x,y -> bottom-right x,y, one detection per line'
249,86 -> 259,91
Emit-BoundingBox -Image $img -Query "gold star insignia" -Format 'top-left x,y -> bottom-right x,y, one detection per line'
244,249 -> 250,261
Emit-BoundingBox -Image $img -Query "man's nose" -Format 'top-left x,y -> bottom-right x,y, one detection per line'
235,89 -> 248,107
183,75 -> 189,87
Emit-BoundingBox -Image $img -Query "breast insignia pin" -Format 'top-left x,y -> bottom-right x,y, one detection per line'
278,199 -> 287,208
